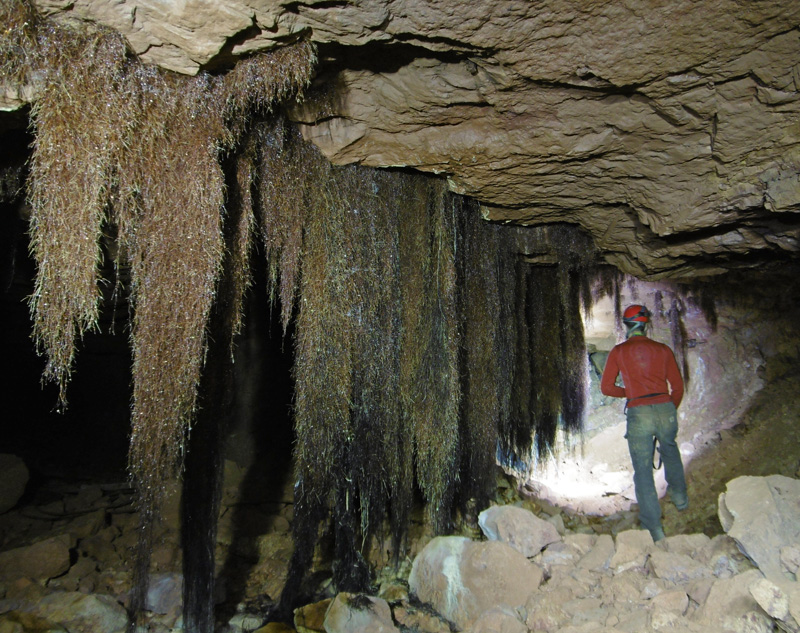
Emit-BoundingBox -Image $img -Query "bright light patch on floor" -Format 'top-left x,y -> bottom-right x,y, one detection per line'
519,430 -> 633,515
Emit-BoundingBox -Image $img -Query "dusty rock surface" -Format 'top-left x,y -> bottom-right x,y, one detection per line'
6,0 -> 798,278
408,537 -> 544,630
323,593 -> 398,633
719,475 -> 800,584
478,505 -> 560,558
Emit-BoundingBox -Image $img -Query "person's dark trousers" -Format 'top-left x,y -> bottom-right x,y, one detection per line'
626,401 -> 688,540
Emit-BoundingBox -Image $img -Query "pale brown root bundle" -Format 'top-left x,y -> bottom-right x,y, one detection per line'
291,154 -> 355,503
256,117 -> 314,331
223,42 -> 317,144
0,0 -> 39,87
27,24 -> 133,405
117,69 -> 227,507
222,138 -> 258,344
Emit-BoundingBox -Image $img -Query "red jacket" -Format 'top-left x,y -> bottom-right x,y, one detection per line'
600,335 -> 684,408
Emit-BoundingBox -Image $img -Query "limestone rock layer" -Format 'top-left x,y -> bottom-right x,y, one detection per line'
24,0 -> 800,277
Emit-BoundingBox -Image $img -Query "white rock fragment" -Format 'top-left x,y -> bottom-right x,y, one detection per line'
478,505 -> 561,557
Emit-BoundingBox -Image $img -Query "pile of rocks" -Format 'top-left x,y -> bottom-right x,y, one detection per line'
0,457 -> 295,633
2,454 -> 800,633
292,475 -> 800,633
0,467 -> 176,633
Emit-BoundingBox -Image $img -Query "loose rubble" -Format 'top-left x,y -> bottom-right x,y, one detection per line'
1,453 -> 800,632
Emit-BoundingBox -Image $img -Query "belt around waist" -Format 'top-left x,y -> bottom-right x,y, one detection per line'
626,392 -> 668,408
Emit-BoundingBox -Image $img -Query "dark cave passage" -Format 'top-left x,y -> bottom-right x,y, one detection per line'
0,201 -> 297,510
0,218 -> 131,484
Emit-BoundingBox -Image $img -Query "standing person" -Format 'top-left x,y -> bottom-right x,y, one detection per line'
600,304 -> 688,542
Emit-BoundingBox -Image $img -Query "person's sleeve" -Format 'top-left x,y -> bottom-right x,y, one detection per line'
665,347 -> 684,408
600,347 -> 626,398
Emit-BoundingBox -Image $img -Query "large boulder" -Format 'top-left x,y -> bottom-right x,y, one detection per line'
648,550 -> 714,584
0,611 -> 68,633
323,593 -> 400,633
294,598 -> 331,633
465,607 -> 527,633
31,592 -> 128,633
145,573 -> 183,616
0,535 -> 71,582
692,569 -> 773,633
719,475 -> 800,583
408,536 -> 543,630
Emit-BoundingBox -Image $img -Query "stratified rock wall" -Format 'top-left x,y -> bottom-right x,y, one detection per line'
19,0 -> 800,277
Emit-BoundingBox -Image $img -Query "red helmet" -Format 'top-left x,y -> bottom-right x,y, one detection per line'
623,304 -> 650,323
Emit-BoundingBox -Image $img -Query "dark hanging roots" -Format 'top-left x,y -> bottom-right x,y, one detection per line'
498,225 -> 597,468
456,202 -> 504,517
272,135 -> 464,607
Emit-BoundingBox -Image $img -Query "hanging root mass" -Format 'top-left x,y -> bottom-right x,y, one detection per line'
3,0 -> 719,624
3,2 -> 317,627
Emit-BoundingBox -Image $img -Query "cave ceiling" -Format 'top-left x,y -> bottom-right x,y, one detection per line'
6,0 -> 800,279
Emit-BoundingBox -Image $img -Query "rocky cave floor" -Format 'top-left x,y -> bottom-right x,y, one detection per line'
1,369 -> 799,632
